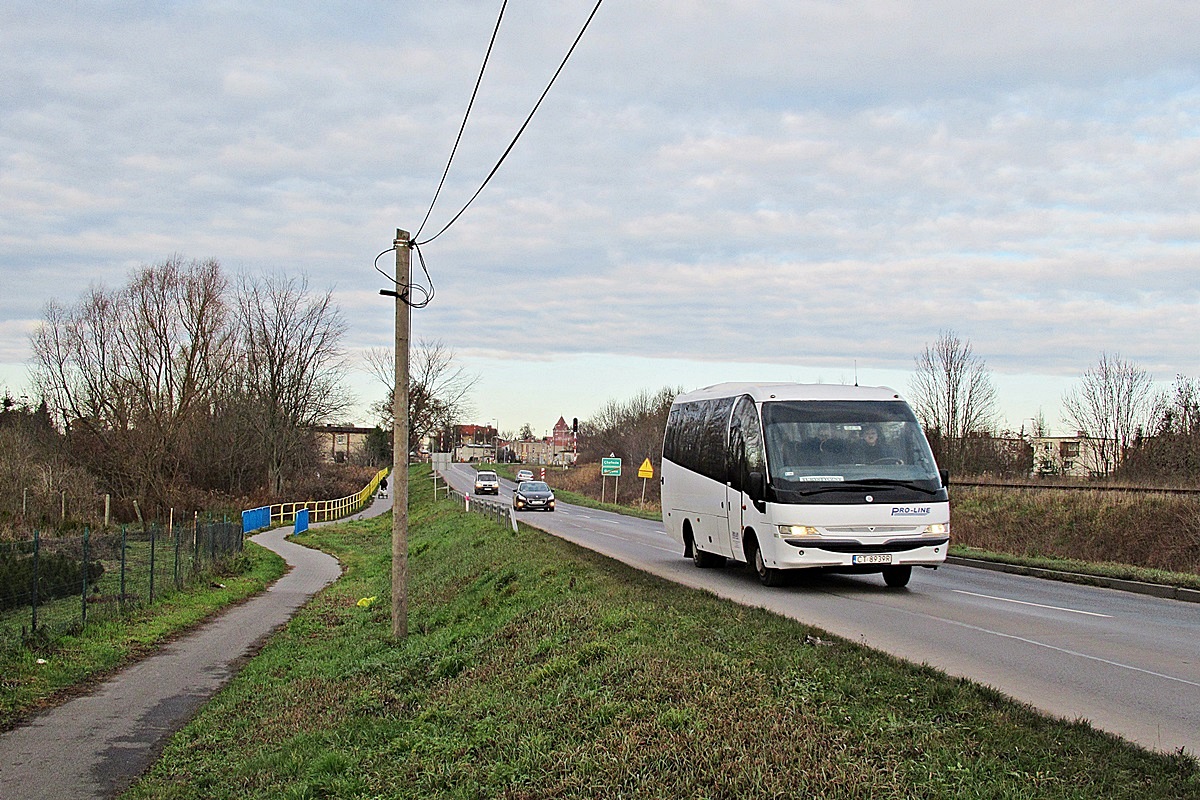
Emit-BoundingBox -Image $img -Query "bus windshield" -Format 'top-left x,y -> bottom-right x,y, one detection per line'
761,400 -> 941,490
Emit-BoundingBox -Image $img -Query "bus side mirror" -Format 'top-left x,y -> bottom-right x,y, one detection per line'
939,469 -> 950,488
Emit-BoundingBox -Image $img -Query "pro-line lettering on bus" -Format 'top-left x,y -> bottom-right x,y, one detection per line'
891,506 -> 931,516
660,383 -> 949,588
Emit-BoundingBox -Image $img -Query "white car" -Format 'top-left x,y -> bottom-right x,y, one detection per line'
515,469 -> 534,483
474,470 -> 500,495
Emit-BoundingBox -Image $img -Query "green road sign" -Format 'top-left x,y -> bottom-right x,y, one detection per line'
601,457 -> 622,476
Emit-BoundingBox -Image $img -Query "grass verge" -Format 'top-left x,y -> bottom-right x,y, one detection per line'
948,545 -> 1200,591
125,466 -> 1197,799
0,542 -> 285,731
547,487 -> 660,520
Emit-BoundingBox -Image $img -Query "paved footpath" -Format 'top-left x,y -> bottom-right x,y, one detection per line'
0,495 -> 390,800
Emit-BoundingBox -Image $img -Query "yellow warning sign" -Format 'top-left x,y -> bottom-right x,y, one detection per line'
637,458 -> 654,479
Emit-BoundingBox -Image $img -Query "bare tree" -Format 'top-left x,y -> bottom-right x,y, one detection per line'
30,258 -> 235,512
1062,353 -> 1155,477
1153,375 -> 1200,438
1116,374 -> 1200,482
364,339 -> 477,456
580,386 -> 680,465
1031,410 -> 1049,438
31,287 -> 121,435
29,260 -> 356,506
116,259 -> 236,504
908,330 -> 998,473
237,273 -> 351,494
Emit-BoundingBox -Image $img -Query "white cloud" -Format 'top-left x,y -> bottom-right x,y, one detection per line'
2,0 -> 1199,433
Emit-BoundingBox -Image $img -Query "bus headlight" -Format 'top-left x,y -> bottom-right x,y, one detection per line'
778,525 -> 820,537
922,523 -> 949,535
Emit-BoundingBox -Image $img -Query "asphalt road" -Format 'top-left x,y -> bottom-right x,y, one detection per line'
451,464 -> 1200,756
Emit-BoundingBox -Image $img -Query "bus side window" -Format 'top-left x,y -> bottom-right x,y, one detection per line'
703,397 -> 734,483
729,396 -> 764,490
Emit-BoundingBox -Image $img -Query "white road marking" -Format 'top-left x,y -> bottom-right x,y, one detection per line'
953,589 -> 1111,618
588,529 -> 630,541
569,526 -> 678,554
939,617 -> 1200,689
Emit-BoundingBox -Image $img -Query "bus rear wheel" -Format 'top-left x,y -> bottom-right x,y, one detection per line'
688,532 -> 724,568
882,565 -> 911,588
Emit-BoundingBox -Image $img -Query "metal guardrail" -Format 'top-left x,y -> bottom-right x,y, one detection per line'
447,486 -> 518,533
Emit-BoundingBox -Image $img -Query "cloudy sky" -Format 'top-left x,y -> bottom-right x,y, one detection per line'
3,1 -> 1199,437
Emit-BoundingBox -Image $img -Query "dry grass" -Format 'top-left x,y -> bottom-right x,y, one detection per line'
950,485 -> 1200,576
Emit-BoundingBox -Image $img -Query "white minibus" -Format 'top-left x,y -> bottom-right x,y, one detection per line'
660,383 -> 949,587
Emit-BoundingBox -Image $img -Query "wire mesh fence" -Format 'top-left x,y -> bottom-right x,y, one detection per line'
0,518 -> 243,654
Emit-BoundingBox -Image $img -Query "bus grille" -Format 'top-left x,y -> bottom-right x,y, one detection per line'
783,537 -> 949,554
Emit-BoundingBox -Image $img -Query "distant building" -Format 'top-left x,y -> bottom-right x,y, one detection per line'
552,417 -> 572,448
313,425 -> 374,463
453,443 -> 494,462
515,438 -> 554,464
440,418 -> 578,465
550,416 -> 577,466
1031,433 -> 1114,477
452,424 -> 496,446
518,417 -> 577,465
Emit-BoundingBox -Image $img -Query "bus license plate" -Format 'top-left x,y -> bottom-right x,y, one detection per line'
853,554 -> 892,565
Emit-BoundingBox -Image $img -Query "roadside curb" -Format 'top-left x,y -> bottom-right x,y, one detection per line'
947,556 -> 1200,604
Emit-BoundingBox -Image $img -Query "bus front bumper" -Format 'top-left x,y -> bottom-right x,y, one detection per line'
777,536 -> 949,568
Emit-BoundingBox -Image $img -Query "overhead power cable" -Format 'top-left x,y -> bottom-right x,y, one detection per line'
415,0 -> 606,247
413,0 -> 509,243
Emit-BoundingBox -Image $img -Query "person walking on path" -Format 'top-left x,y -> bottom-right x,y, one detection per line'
0,519 -> 356,800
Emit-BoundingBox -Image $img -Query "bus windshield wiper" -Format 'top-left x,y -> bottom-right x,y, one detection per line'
793,484 -> 877,496
837,478 -> 941,495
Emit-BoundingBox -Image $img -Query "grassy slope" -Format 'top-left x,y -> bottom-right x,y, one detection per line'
125,466 -> 1197,800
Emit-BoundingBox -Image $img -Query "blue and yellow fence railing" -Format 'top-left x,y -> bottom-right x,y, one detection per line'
242,468 -> 389,534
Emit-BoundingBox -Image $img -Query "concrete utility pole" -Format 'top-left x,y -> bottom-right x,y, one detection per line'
392,229 -> 411,639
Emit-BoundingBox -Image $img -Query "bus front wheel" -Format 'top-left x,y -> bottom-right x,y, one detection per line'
882,565 -> 911,588
747,536 -> 783,587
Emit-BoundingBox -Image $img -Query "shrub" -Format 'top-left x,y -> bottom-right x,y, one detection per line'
0,551 -> 105,611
